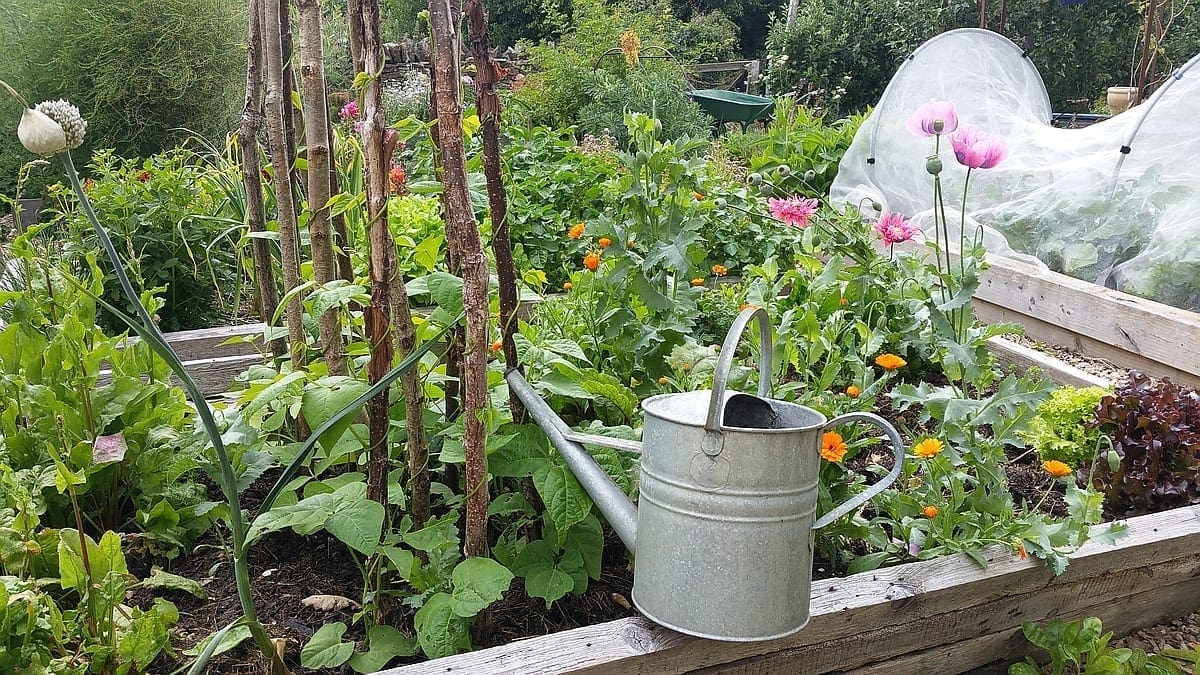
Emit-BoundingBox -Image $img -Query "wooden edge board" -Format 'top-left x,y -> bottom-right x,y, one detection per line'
986,336 -> 1111,388
97,353 -> 261,399
379,506 -> 1200,675
975,299 -> 1200,388
975,253 -> 1200,378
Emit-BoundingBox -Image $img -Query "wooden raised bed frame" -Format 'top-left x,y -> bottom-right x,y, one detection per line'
382,506 -> 1200,674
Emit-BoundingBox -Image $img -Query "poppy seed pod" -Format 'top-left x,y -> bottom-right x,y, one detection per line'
925,155 -> 943,175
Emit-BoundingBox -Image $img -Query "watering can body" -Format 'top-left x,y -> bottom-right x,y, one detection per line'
507,308 -> 905,642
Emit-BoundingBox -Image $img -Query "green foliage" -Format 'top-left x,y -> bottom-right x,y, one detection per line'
1090,372 -> 1200,517
0,0 -> 243,198
578,68 -> 713,147
52,147 -> 243,332
1010,616 -> 1184,675
0,231 -> 212,555
1021,386 -> 1110,467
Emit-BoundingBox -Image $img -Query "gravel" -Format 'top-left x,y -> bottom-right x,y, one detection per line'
1011,334 -> 1130,386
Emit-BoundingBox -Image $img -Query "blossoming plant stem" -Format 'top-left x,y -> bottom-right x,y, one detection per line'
59,152 -> 286,673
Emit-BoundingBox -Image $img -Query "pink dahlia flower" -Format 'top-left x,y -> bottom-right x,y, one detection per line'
874,212 -> 917,246
906,100 -> 959,137
950,124 -> 1007,169
339,100 -> 360,120
768,196 -> 820,228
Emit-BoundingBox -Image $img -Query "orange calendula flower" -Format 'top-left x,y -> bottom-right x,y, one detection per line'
692,191 -> 703,200
562,281 -> 573,291
839,297 -> 848,306
712,264 -> 728,277
1014,540 -> 1029,560
820,431 -> 847,463
490,339 -> 503,353
690,278 -> 704,287
598,237 -> 612,249
913,438 -> 944,458
1043,460 -> 1073,478
657,376 -> 668,385
626,239 -> 635,249
568,223 -> 585,239
845,385 -> 861,398
875,353 -> 907,371
922,505 -> 938,518
681,362 -> 692,371
739,303 -> 757,312
583,251 -> 601,271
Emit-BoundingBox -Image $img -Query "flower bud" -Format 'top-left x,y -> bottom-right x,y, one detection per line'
776,165 -> 791,176
17,108 -> 67,155
925,155 -> 943,175
758,183 -> 773,196
35,99 -> 86,150
871,201 -> 883,212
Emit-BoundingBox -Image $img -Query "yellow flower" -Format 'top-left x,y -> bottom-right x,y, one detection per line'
712,264 -> 727,277
620,30 -> 641,66
1043,460 -> 1073,479
845,385 -> 861,398
690,278 -> 704,287
657,376 -> 668,385
913,438 -> 944,458
568,223 -> 585,239
820,432 -> 847,462
562,281 -> 573,291
875,353 -> 907,371
922,505 -> 938,518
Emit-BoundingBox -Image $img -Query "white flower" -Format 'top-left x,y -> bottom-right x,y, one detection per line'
34,99 -> 86,150
17,107 -> 67,155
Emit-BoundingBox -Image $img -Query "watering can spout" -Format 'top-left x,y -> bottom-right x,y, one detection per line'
505,369 -> 640,553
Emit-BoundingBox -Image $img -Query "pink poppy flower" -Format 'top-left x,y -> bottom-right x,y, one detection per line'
950,124 -> 1007,169
906,100 -> 959,137
768,196 -> 820,228
338,100 -> 360,120
874,212 -> 917,246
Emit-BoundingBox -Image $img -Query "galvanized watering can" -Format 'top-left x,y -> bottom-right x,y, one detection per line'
506,307 -> 905,642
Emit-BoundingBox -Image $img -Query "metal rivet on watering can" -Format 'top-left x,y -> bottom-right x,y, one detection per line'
507,307 -> 907,642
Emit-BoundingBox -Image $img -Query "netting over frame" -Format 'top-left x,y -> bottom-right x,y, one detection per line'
830,28 -> 1200,312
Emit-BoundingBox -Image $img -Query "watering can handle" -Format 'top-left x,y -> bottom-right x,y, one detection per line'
705,306 -> 773,434
812,412 -> 906,530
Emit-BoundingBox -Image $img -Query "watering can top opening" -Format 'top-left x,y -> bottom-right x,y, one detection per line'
641,390 -> 827,434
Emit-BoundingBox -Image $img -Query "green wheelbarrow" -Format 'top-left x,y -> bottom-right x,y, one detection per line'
688,89 -> 774,131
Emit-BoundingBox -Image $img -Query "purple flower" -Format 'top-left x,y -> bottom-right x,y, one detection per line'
338,100 -> 360,120
906,100 -> 959,137
768,196 -> 820,228
874,212 -> 917,246
950,124 -> 1007,169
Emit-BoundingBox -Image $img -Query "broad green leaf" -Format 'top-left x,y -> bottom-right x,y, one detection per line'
301,377 -> 372,453
509,539 -> 555,578
414,593 -> 471,659
301,622 -> 354,669
562,515 -> 604,580
524,564 -> 573,607
533,461 -> 593,535
182,623 -> 253,658
324,495 -> 386,555
449,557 -> 514,617
141,568 -> 208,599
424,271 -> 465,316
845,551 -> 891,575
349,625 -> 418,672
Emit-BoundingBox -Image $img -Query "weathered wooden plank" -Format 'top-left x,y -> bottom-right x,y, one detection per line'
848,574 -> 1200,675
986,336 -> 1110,388
974,297 -> 1200,387
97,353 -> 261,399
380,506 -> 1200,675
975,253 -> 1200,380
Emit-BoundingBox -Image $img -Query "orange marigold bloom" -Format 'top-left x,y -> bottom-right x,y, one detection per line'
839,297 -> 848,306
913,438 -> 944,458
875,353 -> 907,371
568,223 -> 585,239
712,264 -> 728,277
490,339 -> 503,353
1043,460 -> 1073,478
598,237 -> 612,249
562,281 -> 573,291
820,431 -> 847,463
690,278 -> 705,287
692,191 -> 703,200
846,385 -> 861,398
681,362 -> 692,371
627,239 -> 636,249
583,251 -> 601,271
657,376 -> 668,385
922,505 -> 938,518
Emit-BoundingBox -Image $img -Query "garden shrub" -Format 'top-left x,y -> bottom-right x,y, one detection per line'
1090,372 -> 1200,517
52,147 -> 242,332
511,0 -> 736,131
764,0 -> 1196,115
0,0 -> 244,199
1020,385 -> 1110,467
577,69 -> 713,146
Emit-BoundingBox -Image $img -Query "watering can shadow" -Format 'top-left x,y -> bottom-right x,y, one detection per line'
506,307 -> 905,642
